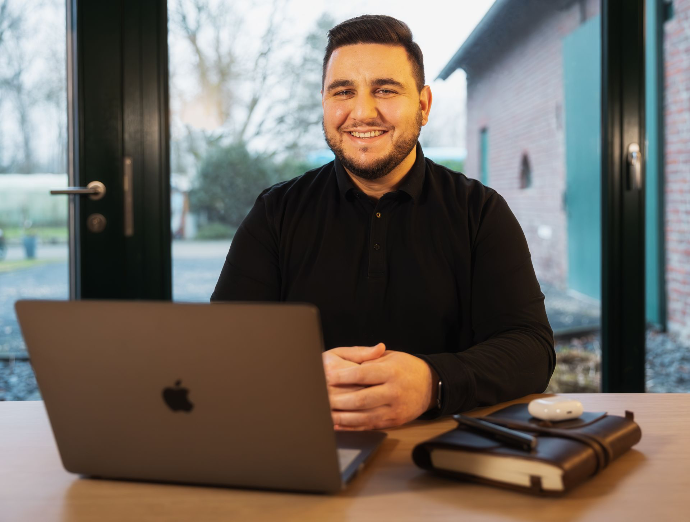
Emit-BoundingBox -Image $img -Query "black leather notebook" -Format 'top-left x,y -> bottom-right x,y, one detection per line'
412,403 -> 642,496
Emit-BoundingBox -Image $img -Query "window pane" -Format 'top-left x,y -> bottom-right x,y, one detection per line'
442,1 -> 603,392
646,0 -> 690,393
168,0 -> 603,393
168,0 -> 483,302
0,0 -> 69,400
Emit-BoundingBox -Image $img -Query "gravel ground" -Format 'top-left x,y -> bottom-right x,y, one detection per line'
0,358 -> 41,401
2,327 -> 688,401
546,327 -> 690,393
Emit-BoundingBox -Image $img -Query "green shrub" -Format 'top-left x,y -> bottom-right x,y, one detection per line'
189,142 -> 323,230
189,143 -> 275,229
195,222 -> 237,240
433,159 -> 465,173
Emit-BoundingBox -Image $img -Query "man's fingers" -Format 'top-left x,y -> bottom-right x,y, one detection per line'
329,385 -> 388,411
328,343 -> 385,364
331,406 -> 389,429
322,351 -> 359,373
326,362 -> 391,386
327,384 -> 365,396
333,425 -> 369,431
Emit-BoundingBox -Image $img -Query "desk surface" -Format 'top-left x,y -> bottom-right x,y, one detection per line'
1,393 -> 689,522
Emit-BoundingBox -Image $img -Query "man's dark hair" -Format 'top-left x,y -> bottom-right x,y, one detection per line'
322,15 -> 425,92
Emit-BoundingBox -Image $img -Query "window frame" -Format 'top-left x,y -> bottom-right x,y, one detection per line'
601,0 -> 646,391
75,0 -> 650,391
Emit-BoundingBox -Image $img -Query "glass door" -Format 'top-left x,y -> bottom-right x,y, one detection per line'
2,0 -> 651,400
167,0 -> 610,393
1,0 -> 172,401
0,0 -> 69,400
438,0 -> 604,393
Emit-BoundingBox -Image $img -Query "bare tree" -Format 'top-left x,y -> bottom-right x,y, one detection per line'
171,0 -> 283,151
169,0 -> 330,173
263,13 -> 333,157
419,95 -> 466,150
0,33 -> 36,173
0,0 -> 20,49
0,0 -> 23,172
40,0 -> 68,173
172,0 -> 240,140
0,0 -> 65,174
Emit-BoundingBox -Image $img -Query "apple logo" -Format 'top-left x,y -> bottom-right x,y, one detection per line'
163,379 -> 194,412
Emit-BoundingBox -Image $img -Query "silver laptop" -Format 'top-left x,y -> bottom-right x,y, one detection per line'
15,299 -> 386,494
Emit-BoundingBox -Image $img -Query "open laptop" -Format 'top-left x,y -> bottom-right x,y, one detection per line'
14,299 -> 386,494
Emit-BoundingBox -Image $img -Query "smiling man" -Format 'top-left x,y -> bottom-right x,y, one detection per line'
211,15 -> 555,430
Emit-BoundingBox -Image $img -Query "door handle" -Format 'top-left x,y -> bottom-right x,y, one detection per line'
123,157 -> 134,237
50,180 -> 106,200
626,143 -> 642,191
49,157 -> 132,236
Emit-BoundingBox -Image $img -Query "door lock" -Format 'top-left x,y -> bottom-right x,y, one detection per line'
86,213 -> 107,233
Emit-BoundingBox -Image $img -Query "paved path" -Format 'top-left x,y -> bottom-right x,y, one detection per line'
173,255 -> 226,302
0,263 -> 69,357
2,243 -> 68,262
172,240 -> 229,301
2,240 -> 230,262
0,241 -> 231,358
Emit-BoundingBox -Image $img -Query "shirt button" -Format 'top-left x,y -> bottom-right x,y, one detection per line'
376,212 -> 381,218
374,244 -> 380,250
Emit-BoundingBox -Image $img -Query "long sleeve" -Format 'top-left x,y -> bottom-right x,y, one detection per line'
210,162 -> 556,418
211,189 -> 281,302
417,191 -> 556,417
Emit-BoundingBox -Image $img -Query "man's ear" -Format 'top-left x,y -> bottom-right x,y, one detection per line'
419,85 -> 432,127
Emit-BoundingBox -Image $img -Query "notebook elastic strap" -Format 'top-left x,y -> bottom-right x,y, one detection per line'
476,417 -> 614,474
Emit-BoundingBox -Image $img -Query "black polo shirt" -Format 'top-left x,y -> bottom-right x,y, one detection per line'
211,143 -> 555,416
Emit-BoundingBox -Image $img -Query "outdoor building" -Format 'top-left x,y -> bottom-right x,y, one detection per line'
438,0 -> 690,343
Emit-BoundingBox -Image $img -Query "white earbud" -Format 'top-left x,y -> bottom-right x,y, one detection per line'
528,396 -> 584,422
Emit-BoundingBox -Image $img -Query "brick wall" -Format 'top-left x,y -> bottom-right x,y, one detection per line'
664,0 -> 690,340
464,0 -> 600,290
463,0 -> 690,340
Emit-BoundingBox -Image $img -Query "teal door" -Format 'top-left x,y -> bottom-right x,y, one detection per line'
563,16 -> 601,300
645,0 -> 665,327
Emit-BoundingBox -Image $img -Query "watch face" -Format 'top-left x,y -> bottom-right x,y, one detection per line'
437,380 -> 443,410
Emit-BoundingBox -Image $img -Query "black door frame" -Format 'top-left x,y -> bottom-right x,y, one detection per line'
72,0 -> 171,300
601,0 -> 646,391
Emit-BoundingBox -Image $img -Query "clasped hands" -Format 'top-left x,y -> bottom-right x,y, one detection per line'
322,343 -> 437,430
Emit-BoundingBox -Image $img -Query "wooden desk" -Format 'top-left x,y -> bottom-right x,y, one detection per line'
1,394 -> 688,521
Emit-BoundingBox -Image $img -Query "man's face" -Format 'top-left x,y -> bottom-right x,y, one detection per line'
322,43 -> 431,180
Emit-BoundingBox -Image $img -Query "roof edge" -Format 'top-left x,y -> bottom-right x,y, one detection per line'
436,0 -> 511,81
436,0 -> 579,81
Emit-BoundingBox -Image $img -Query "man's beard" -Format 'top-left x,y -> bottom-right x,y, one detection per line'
323,112 -> 422,181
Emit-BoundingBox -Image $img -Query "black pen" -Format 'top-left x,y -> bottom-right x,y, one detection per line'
453,414 -> 538,451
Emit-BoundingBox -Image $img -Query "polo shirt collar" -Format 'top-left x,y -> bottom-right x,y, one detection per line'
334,142 -> 426,202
